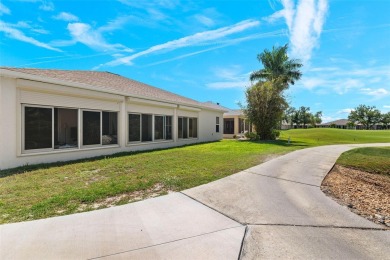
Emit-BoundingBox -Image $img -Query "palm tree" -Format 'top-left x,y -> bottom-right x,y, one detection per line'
250,44 -> 302,89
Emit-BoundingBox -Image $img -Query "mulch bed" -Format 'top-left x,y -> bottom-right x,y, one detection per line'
321,165 -> 390,228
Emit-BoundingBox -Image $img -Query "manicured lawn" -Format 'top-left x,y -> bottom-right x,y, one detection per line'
336,147 -> 390,176
1,128 -> 389,224
280,128 -> 390,146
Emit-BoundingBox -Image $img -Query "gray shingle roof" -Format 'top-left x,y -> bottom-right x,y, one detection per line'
0,67 -> 227,111
321,119 -> 349,125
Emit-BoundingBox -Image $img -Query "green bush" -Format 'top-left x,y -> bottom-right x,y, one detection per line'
245,132 -> 259,141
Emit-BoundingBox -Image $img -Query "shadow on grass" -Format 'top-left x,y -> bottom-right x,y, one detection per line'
0,139 -> 309,178
247,139 -> 310,147
0,141 -> 222,178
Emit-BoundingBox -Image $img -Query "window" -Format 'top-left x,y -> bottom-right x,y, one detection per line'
129,114 -> 141,142
129,114 -> 172,143
54,108 -> 78,149
83,111 -> 101,146
24,106 -> 52,150
178,117 -> 197,139
23,105 -> 118,152
154,115 -> 164,140
189,118 -> 198,138
165,116 -> 172,140
224,118 -> 234,134
142,114 -> 153,142
239,118 -> 244,133
178,117 -> 183,139
102,112 -> 118,145
216,117 -> 220,133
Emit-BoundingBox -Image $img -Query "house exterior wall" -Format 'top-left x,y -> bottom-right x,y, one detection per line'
0,76 -> 224,170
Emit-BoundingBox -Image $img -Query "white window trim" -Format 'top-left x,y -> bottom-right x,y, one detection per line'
216,117 -> 220,133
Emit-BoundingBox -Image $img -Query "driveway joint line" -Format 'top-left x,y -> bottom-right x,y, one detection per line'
180,192 -> 245,225
237,226 -> 248,260
243,170 -> 320,187
247,223 -> 388,231
87,225 -> 244,259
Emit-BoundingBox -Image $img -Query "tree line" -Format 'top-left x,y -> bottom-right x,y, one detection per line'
284,106 -> 322,128
348,104 -> 390,129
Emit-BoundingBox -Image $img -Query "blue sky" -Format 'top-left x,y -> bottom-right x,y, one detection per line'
0,0 -> 389,122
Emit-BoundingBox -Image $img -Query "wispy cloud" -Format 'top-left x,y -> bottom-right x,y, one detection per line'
266,0 -> 328,63
337,108 -> 353,114
118,0 -> 179,9
0,21 -> 61,51
51,17 -> 133,53
96,19 -> 260,68
0,2 -> 10,15
296,65 -> 390,98
39,0 -> 54,11
360,88 -> 389,98
206,65 -> 251,89
53,12 -> 79,22
194,14 -> 215,27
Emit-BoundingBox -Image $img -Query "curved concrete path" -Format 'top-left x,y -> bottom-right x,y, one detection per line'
1,143 -> 389,259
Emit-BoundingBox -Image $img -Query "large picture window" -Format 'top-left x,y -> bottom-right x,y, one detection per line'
24,106 -> 53,150
83,111 -> 101,146
23,105 -> 118,153
129,113 -> 173,143
178,117 -> 197,139
54,108 -> 78,149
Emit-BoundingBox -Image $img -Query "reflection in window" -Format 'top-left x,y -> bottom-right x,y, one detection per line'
103,112 -> 118,145
154,115 -> 164,140
129,114 -> 141,142
24,106 -> 52,150
54,108 -> 78,149
142,114 -> 153,142
83,111 -> 101,145
165,116 -> 172,140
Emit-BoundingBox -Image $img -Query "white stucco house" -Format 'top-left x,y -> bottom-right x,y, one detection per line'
0,67 -> 227,170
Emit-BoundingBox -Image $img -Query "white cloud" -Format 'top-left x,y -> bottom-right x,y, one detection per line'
0,21 -> 61,51
207,81 -> 249,89
384,105 -> 390,109
62,22 -> 133,52
118,0 -> 179,9
39,0 -> 54,11
0,3 -> 10,15
360,88 -> 389,98
53,12 -> 79,22
266,0 -> 328,63
194,14 -> 215,27
337,108 -> 353,114
99,19 -> 260,67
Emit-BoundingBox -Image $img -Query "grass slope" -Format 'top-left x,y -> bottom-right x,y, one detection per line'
1,128 -> 389,224
336,147 -> 390,176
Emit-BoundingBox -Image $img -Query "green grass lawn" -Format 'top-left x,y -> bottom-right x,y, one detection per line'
336,147 -> 390,176
1,128 -> 389,224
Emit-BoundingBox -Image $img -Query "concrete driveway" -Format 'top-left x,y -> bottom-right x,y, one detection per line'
1,143 -> 389,259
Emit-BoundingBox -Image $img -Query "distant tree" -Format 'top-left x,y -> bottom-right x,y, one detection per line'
298,106 -> 311,128
249,44 -> 303,90
292,110 -> 301,128
283,107 -> 296,128
348,105 -> 381,130
310,111 -> 322,127
381,112 -> 390,129
244,79 -> 288,140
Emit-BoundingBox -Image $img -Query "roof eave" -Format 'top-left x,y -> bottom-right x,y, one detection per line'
0,68 -> 226,112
